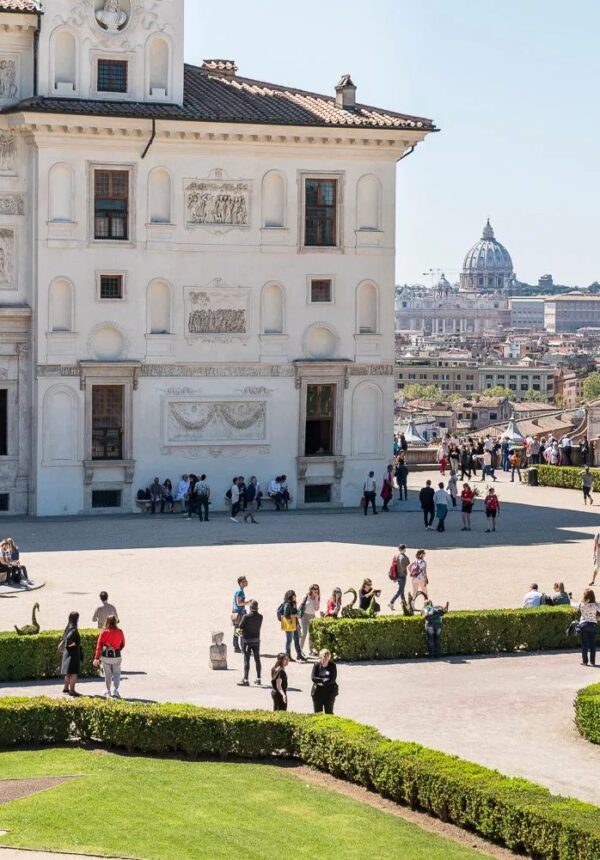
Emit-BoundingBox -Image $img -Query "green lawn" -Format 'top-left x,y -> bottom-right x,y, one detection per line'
0,748 -> 490,860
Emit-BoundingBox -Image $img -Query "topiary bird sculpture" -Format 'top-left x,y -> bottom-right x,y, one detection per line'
15,602 -> 40,636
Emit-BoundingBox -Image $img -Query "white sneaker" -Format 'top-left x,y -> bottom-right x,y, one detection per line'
112,690 -> 121,699
230,517 -> 239,523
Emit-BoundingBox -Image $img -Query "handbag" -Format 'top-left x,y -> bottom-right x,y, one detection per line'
359,496 -> 366,509
57,637 -> 65,655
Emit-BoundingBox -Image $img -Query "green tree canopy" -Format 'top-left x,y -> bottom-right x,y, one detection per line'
483,386 -> 513,398
583,372 -> 600,402
401,383 -> 445,402
524,389 -> 549,402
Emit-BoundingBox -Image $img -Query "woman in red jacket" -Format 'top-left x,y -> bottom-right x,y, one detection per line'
93,615 -> 125,699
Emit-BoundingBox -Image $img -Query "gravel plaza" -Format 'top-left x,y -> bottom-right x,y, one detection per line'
2,470 -> 600,806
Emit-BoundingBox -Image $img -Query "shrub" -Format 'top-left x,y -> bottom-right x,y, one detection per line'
0,697 -> 599,859
575,683 -> 600,745
311,607 -> 577,661
535,464 -> 600,491
0,630 -> 99,682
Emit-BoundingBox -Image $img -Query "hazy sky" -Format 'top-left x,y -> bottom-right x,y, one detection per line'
184,1 -> 600,287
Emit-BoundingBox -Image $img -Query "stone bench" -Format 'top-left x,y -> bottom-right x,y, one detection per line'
136,499 -> 185,514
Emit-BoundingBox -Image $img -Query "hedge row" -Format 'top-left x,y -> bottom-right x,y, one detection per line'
0,696 -> 599,859
0,630 -> 99,682
575,683 -> 600,745
311,606 -> 578,661
535,464 -> 600,491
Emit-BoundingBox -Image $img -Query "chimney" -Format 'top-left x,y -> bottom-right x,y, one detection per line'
335,74 -> 357,110
201,59 -> 238,79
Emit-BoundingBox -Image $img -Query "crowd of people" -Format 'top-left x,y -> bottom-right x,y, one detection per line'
139,474 -> 291,522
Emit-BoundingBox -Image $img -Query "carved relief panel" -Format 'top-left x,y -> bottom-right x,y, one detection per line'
0,227 -> 16,290
0,57 -> 18,102
164,398 -> 267,447
0,132 -> 17,176
185,169 -> 251,231
184,279 -> 251,343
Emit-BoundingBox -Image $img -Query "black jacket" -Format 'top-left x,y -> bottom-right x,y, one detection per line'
311,660 -> 337,688
239,611 -> 263,641
419,486 -> 435,509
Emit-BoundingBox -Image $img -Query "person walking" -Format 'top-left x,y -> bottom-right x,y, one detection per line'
92,592 -> 119,630
271,653 -> 289,711
299,584 -> 320,655
422,600 -> 449,659
231,576 -> 251,654
229,477 -> 241,523
437,441 -> 448,476
434,482 -> 451,532
60,611 -> 82,697
459,445 -> 471,480
280,590 -> 304,661
380,465 -> 394,512
579,467 -> 594,506
238,600 -> 262,686
243,476 -> 259,523
388,544 -> 410,610
419,480 -> 435,530
93,615 -> 125,699
460,483 -> 475,531
311,649 -> 338,714
510,449 -> 522,483
484,487 -> 500,532
501,439 -> 511,473
363,471 -> 377,515
409,550 -> 428,599
577,588 -> 600,666
481,450 -> 496,483
195,474 -> 210,522
447,471 -> 458,508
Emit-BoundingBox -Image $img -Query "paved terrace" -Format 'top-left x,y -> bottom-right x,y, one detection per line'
1,471 -> 600,805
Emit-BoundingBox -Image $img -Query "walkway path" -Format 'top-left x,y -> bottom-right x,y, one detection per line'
1,471 -> 599,805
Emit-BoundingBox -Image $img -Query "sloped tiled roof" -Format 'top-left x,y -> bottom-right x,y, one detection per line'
0,0 -> 41,11
1,63 -> 437,131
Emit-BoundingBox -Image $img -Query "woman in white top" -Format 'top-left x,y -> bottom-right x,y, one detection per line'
409,550 -> 428,599
299,584 -> 321,655
578,588 -> 600,666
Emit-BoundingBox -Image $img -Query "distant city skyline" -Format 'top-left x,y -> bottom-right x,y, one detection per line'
185,0 -> 599,287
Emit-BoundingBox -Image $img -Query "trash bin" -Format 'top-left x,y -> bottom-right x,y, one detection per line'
528,467 -> 538,487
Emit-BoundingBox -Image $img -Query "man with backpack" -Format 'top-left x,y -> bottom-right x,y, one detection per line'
388,545 -> 410,610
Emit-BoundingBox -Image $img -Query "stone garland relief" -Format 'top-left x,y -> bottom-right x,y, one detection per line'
0,131 -> 16,175
184,281 -> 250,343
166,400 -> 267,445
61,0 -> 165,48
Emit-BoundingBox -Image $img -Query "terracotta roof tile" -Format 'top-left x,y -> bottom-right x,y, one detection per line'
1,63 -> 437,132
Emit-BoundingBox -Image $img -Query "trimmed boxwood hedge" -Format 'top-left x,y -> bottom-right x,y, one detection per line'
0,630 -> 99,682
575,683 -> 600,745
311,607 -> 578,661
535,464 -> 600,491
0,696 -> 599,860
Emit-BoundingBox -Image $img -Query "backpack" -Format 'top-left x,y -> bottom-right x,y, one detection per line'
388,555 -> 399,581
136,488 -> 148,501
276,603 -> 285,621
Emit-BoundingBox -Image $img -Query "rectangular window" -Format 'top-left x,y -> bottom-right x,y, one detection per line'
92,385 -> 123,461
0,389 -> 7,456
310,279 -> 332,303
304,178 -> 337,247
97,59 -> 128,94
305,384 -> 335,456
94,170 -> 129,241
0,493 -> 8,511
490,412 -> 497,420
304,484 -> 332,504
92,490 -> 122,509
99,274 -> 123,300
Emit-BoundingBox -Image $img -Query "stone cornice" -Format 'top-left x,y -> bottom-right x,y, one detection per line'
5,114 -> 425,156
36,362 -> 394,379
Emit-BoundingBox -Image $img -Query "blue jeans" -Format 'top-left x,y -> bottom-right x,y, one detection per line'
436,505 -> 448,531
285,629 -> 302,658
390,576 -> 407,606
426,624 -> 442,658
581,622 -> 597,665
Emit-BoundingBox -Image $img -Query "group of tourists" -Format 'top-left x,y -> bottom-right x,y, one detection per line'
0,537 -> 28,585
60,591 -> 124,698
230,576 -> 339,712
419,479 -> 500,533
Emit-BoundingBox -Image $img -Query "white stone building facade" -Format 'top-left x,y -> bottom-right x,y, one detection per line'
0,0 -> 433,515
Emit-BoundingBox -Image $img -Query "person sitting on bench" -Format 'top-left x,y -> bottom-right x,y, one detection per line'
148,477 -> 164,514
1,538 -> 28,583
268,476 -> 285,511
